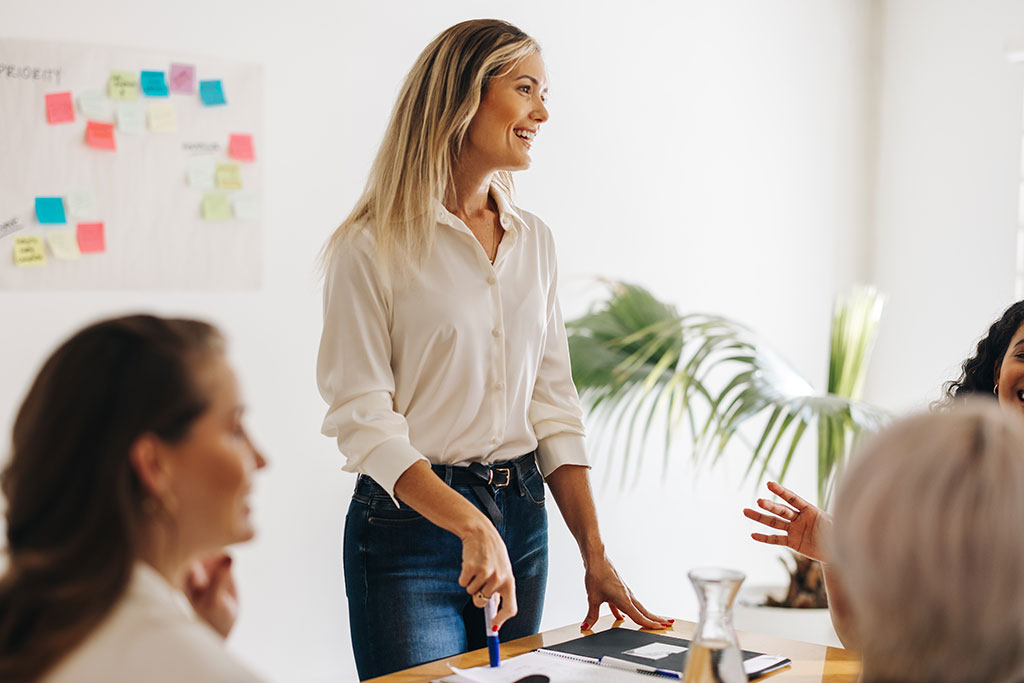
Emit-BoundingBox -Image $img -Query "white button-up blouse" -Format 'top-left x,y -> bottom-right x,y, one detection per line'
317,190 -> 588,501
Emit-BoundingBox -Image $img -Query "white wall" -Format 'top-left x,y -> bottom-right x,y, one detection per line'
1,1 -> 876,681
867,0 -> 1024,410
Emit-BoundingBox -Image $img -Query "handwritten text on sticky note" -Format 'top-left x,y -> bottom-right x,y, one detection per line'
199,79 -> 226,106
86,121 -> 116,150
169,63 -> 195,94
14,236 -> 46,267
215,163 -> 242,190
108,70 -> 138,100
140,70 -> 169,97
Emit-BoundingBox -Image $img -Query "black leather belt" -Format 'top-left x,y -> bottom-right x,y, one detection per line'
433,452 -> 535,528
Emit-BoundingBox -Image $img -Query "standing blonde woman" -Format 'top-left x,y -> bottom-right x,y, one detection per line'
317,19 -> 667,680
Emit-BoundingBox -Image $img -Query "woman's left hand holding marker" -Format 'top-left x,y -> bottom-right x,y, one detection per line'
459,518 -> 518,631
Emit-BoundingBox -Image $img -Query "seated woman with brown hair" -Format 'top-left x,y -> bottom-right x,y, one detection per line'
829,404 -> 1024,682
0,315 -> 267,682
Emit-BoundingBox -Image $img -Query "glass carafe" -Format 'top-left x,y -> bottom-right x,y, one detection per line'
682,567 -> 746,683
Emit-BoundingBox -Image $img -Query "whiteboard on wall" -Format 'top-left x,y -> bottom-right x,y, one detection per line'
0,38 -> 263,290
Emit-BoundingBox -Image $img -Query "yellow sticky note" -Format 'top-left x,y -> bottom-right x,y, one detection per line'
108,70 -> 138,100
148,101 -> 177,133
202,193 -> 231,221
215,162 -> 242,190
46,229 -> 82,261
14,236 -> 46,266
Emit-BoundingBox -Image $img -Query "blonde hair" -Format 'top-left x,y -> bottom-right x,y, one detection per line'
321,19 -> 540,275
832,402 -> 1024,683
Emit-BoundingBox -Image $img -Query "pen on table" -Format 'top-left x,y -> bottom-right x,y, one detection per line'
483,594 -> 501,667
601,655 -> 681,679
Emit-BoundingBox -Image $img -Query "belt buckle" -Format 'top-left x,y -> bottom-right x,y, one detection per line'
489,468 -> 511,488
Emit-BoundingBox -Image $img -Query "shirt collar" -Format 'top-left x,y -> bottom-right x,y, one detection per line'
433,185 -> 531,234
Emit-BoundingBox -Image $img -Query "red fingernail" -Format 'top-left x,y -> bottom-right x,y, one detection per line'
492,625 -> 498,632
581,622 -> 590,630
668,619 -> 675,623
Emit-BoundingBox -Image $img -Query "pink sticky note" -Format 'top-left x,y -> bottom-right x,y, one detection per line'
85,121 -> 116,150
228,133 -> 255,162
77,222 -> 106,253
169,63 -> 195,94
45,91 -> 75,124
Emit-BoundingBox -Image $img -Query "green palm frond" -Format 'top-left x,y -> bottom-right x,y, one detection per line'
567,281 -> 888,504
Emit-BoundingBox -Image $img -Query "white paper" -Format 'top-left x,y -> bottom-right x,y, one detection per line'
743,654 -> 789,674
116,101 -> 146,134
232,192 -> 261,220
187,156 -> 217,189
66,189 -> 98,221
77,89 -> 114,121
622,642 -> 687,660
440,651 -> 652,683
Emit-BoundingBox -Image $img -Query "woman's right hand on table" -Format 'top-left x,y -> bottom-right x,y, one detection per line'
742,481 -> 832,563
458,522 -> 517,630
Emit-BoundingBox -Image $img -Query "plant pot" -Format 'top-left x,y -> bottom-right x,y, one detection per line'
733,584 -> 841,648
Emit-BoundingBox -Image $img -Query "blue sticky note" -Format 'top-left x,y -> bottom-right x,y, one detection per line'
199,79 -> 226,106
140,70 -> 169,97
35,197 -> 66,224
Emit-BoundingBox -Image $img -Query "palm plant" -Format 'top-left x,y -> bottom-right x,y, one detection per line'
566,281 -> 888,508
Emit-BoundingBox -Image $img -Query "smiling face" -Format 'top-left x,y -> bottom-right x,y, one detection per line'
995,322 -> 1024,417
164,352 -> 266,555
461,51 -> 549,174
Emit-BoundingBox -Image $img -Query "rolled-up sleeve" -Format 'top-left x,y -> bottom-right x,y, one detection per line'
316,233 -> 427,500
528,235 -> 589,477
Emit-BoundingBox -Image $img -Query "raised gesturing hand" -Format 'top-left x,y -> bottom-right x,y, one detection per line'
742,481 -> 832,563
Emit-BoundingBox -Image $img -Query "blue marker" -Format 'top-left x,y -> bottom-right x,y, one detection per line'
484,595 -> 501,667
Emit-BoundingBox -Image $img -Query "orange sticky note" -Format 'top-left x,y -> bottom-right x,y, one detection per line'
45,91 -> 75,124
85,121 -> 116,151
77,222 -> 106,253
228,134 -> 255,162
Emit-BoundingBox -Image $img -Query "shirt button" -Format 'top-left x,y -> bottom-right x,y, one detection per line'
487,275 -> 497,285
494,382 -> 505,391
491,328 -> 501,338
500,215 -> 510,227
491,437 -> 500,445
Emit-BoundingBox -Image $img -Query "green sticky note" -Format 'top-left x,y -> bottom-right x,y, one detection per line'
108,70 -> 138,100
202,193 -> 231,221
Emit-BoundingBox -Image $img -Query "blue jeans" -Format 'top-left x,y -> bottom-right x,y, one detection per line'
343,452 -> 549,680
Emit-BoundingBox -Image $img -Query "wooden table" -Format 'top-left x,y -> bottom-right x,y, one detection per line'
368,614 -> 861,682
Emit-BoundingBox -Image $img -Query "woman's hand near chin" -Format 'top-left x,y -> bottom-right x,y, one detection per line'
185,552 -> 239,638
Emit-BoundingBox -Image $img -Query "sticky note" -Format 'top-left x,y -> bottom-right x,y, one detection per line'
35,197 -> 66,224
85,121 -> 116,150
199,79 -> 226,106
0,216 -> 25,240
46,229 -> 81,261
116,102 -> 147,134
148,101 -> 177,133
228,133 -> 255,162
232,192 -> 260,220
45,91 -> 75,124
169,63 -> 195,94
77,222 -> 106,253
108,70 -> 138,100
215,162 -> 242,190
14,236 -> 46,266
66,190 -> 98,221
77,90 -> 113,121
202,193 -> 231,221
187,156 -> 216,189
140,70 -> 168,97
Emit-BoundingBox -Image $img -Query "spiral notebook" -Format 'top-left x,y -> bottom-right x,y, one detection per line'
435,628 -> 790,682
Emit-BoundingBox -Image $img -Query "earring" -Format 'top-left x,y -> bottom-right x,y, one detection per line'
994,384 -> 999,396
